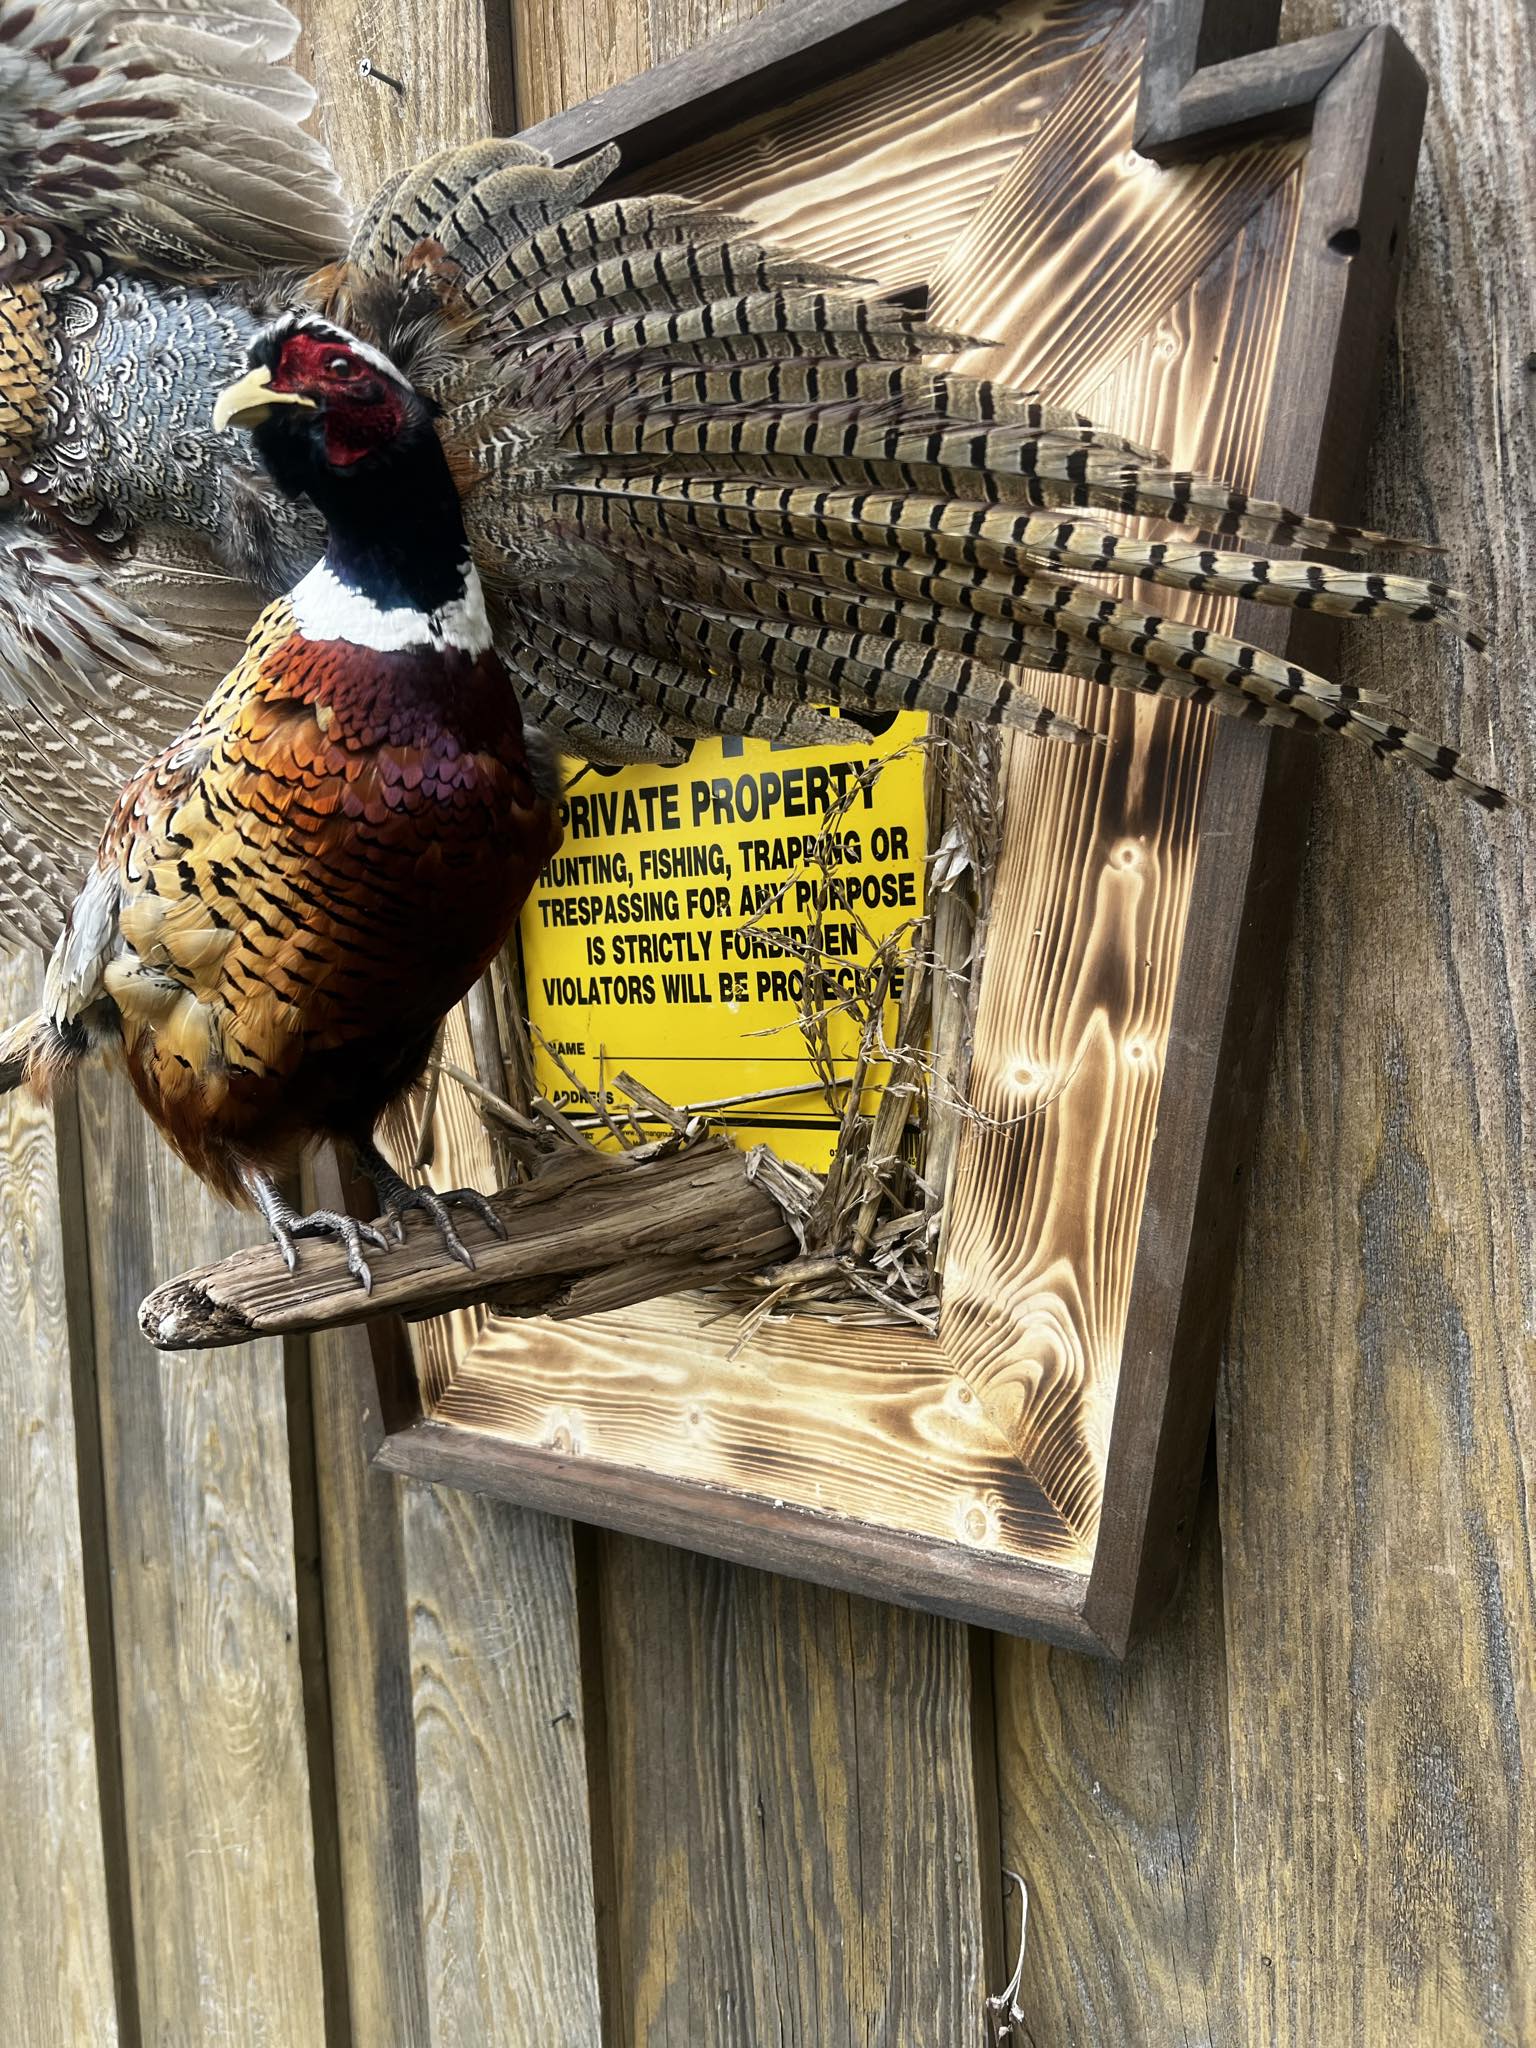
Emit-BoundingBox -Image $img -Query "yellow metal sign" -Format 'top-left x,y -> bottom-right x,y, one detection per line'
519,717 -> 928,1168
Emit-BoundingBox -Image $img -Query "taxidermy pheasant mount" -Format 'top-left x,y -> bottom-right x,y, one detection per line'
0,0 -> 1506,1331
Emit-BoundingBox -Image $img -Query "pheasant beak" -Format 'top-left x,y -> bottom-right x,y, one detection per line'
213,365 -> 319,433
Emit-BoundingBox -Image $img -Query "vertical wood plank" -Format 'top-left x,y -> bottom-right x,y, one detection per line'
599,1540 -> 993,2047
405,1485 -> 602,2044
644,0 -> 775,69
299,0 -> 516,202
307,1318 -> 434,2048
0,949 -> 124,2048
287,8 -> 607,2038
1214,0 -> 1534,2041
504,0 -> 775,134
76,1064 -> 332,2047
507,0 -> 652,127
994,1481 -> 1237,2044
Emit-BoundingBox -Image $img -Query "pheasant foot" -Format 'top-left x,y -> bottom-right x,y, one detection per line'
352,1137 -> 506,1270
245,1170 -> 391,1295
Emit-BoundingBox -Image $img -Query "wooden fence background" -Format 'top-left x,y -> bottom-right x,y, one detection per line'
1,0 -> 1530,2043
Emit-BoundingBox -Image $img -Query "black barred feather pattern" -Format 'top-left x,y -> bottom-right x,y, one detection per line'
333,141 -> 1498,808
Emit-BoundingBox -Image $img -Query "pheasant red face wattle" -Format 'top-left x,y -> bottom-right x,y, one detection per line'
266,329 -> 411,466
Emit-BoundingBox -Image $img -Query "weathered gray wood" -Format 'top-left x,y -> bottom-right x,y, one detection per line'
597,1538 -> 995,2046
0,949 -> 124,2048
1213,0 -> 1536,2039
515,0 -> 982,165
75,1064 -> 333,2047
300,0 -> 516,212
404,1480 -> 603,2044
303,1299 -> 433,2048
996,1482 -> 1238,2043
140,1142 -> 794,1351
1135,1 -> 1367,160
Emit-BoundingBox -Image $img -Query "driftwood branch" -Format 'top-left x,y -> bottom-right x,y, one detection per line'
139,1140 -> 796,1352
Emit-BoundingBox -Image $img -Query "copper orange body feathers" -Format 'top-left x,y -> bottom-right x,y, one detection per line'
95,596 -> 557,1203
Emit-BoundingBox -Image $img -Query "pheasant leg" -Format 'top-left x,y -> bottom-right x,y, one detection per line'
245,1169 -> 392,1295
351,1136 -> 506,1271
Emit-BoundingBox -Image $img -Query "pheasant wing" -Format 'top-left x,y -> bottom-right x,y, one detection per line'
0,0 -> 344,275
0,524 -> 252,947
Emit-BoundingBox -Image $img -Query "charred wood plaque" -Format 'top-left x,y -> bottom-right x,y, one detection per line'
361,0 -> 1427,1652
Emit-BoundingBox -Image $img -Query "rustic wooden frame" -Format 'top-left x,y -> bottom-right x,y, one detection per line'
360,0 -> 1426,1655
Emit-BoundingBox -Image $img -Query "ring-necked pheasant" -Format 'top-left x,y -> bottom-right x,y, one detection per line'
0,0 -> 1505,977
3,312 -> 560,1282
0,1 -> 1508,1279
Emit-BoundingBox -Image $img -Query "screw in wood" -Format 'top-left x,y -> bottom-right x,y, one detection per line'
357,57 -> 406,97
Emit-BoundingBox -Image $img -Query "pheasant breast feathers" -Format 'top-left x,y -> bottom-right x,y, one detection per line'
50,583 -> 552,1196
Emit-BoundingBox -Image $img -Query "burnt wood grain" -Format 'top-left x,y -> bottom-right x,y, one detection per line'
346,0 -> 1430,1658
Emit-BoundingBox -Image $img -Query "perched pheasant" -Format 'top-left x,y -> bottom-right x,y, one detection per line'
3,313 -> 560,1280
0,0 -> 1505,972
0,1 -> 1507,1277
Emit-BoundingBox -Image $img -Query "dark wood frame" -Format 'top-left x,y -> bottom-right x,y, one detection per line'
358,0 -> 1426,1655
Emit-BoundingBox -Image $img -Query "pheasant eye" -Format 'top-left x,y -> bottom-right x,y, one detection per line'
326,355 -> 357,376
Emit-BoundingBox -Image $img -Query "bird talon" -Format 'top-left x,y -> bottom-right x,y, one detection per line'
376,1178 -> 499,1264
453,1190 -> 506,1239
260,1204 -> 390,1293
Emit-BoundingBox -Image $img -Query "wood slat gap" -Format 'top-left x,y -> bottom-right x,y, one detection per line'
49,1083 -> 145,2048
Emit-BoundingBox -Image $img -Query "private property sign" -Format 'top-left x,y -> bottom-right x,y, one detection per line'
519,717 -> 928,1167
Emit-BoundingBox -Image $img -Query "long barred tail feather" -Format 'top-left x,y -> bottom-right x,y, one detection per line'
330,138 -> 1506,809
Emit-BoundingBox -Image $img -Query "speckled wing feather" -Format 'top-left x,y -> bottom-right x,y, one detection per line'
331,139 -> 1502,807
0,530 -> 246,944
0,0 -> 344,949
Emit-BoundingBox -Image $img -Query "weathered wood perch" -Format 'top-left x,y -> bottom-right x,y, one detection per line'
139,1141 -> 796,1351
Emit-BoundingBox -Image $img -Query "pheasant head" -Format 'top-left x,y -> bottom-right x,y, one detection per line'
215,315 -> 486,650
